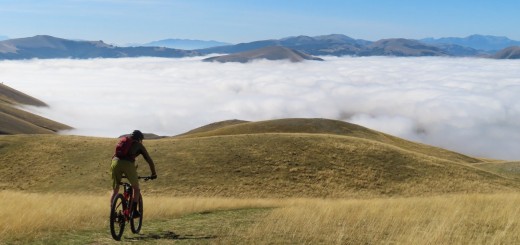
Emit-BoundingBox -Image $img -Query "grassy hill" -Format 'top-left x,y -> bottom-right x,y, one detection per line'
0,83 -> 72,134
0,83 -> 47,106
1,118 -> 518,198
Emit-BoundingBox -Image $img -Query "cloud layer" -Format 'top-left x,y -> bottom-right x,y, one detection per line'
1,56 -> 520,160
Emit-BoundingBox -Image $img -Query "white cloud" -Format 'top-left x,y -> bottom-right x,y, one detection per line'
1,56 -> 520,160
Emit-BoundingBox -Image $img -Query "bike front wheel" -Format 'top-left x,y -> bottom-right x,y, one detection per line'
110,194 -> 127,240
130,197 -> 144,234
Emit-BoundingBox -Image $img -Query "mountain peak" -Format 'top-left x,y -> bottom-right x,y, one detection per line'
314,34 -> 356,42
3,35 -> 68,49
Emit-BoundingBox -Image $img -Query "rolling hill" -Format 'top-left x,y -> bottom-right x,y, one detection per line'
0,83 -> 72,134
1,118 -> 518,198
0,83 -> 47,106
202,46 -> 324,63
492,46 -> 520,59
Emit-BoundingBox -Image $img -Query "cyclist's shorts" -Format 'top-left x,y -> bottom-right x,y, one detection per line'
111,158 -> 139,189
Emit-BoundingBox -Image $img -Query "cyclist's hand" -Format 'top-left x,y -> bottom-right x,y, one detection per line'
151,174 -> 157,180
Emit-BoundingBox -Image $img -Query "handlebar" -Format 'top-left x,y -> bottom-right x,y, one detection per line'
138,176 -> 155,181
121,175 -> 156,182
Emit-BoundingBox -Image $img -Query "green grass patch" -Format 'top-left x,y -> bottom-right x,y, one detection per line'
9,208 -> 271,245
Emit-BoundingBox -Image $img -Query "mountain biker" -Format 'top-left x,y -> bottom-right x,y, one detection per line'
110,130 -> 157,217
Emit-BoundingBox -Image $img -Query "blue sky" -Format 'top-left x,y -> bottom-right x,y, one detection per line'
1,0 -> 519,45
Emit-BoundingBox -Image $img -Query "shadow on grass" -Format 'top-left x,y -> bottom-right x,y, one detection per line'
125,231 -> 217,241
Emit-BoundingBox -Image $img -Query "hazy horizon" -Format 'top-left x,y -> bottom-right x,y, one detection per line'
1,56 -> 520,160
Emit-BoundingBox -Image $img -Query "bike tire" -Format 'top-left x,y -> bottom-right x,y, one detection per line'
110,194 -> 127,241
130,197 -> 144,234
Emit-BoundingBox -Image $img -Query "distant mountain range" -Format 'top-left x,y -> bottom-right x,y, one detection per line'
197,34 -> 520,57
421,34 -> 520,52
198,34 -> 371,56
0,35 -> 198,59
0,34 -> 519,60
140,38 -> 231,50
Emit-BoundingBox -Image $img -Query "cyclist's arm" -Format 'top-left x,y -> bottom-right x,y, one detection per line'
139,144 -> 157,176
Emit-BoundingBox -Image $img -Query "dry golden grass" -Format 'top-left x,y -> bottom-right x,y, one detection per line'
237,193 -> 520,244
0,190 -> 281,243
4,190 -> 520,244
3,118 -> 520,243
0,191 -> 107,241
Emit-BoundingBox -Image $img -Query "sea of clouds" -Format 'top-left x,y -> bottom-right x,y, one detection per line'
1,56 -> 520,160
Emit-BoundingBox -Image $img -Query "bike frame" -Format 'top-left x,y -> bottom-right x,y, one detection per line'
110,175 -> 153,240
120,176 -> 152,219
121,182 -> 134,219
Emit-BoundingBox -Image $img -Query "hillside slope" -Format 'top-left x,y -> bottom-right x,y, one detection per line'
176,118 -> 480,164
202,46 -> 324,63
0,84 -> 72,134
492,46 -> 520,59
0,83 -> 47,106
1,118 -> 517,198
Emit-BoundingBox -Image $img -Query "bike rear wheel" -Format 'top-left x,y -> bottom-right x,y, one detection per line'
110,194 -> 127,241
130,197 -> 144,233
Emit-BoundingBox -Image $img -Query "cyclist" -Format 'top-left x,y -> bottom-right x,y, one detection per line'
110,130 -> 157,217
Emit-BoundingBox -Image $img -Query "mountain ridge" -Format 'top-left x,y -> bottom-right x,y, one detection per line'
0,35 -> 199,59
421,34 -> 520,51
197,34 -> 518,58
1,34 -> 519,59
141,38 -> 231,50
359,38 -> 448,57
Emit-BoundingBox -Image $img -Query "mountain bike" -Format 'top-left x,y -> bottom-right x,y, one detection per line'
110,176 -> 153,241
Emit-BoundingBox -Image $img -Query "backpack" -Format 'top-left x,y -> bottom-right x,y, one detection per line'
114,136 -> 134,159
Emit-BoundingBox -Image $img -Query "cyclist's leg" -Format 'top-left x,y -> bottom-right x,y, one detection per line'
110,159 -> 123,205
133,186 -> 141,208
121,161 -> 140,209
